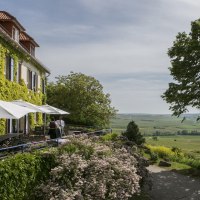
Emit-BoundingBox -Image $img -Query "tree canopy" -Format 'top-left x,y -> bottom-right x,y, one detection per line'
162,19 -> 200,116
47,72 -> 117,127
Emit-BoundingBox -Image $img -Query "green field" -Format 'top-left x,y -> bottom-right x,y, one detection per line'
111,113 -> 200,135
145,135 -> 200,158
111,114 -> 200,160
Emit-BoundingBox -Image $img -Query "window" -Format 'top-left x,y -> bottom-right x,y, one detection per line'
27,69 -> 32,90
5,56 -> 14,81
16,62 -> 22,83
34,74 -> 38,91
42,79 -> 45,94
12,26 -> 19,42
27,69 -> 38,91
32,72 -> 38,92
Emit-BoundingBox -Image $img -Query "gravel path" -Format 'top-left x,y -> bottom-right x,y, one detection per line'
147,165 -> 200,200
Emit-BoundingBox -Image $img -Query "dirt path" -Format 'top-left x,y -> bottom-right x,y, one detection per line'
147,165 -> 200,200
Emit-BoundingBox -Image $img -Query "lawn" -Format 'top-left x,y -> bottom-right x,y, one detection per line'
111,113 -> 200,135
145,135 -> 200,158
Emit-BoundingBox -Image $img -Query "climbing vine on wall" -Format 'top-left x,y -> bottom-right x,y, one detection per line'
0,42 -> 45,134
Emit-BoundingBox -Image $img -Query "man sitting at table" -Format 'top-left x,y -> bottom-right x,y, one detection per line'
49,118 -> 60,139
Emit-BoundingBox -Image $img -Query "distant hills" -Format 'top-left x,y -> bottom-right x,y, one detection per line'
111,113 -> 200,135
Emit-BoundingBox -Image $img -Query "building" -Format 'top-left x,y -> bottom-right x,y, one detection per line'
0,11 -> 50,134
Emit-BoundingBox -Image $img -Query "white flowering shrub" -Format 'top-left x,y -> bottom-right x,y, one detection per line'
34,135 -> 148,200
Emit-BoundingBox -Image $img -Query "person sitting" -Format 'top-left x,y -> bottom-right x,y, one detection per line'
49,118 -> 59,139
56,118 -> 65,136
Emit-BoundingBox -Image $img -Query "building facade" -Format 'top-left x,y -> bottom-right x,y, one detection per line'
0,11 -> 50,134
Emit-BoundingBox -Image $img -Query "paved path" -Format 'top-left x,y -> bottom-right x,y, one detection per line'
147,165 -> 200,200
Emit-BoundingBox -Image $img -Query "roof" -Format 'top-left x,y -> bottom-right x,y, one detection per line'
0,11 -> 25,31
20,32 -> 39,47
0,24 -> 50,74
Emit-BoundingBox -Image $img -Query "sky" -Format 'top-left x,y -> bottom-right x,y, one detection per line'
1,0 -> 200,114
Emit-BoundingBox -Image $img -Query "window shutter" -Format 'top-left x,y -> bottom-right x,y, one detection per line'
17,63 -> 22,83
10,58 -> 14,81
42,79 -> 45,94
30,71 -> 33,90
35,74 -> 38,91
32,72 -> 35,91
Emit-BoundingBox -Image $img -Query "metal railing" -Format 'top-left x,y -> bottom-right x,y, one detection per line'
0,138 -> 60,159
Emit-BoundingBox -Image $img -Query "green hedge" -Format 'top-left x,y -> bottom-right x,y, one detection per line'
0,151 -> 57,200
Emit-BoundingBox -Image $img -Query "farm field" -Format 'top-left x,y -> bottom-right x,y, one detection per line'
111,114 -> 200,159
111,113 -> 200,135
145,135 -> 200,158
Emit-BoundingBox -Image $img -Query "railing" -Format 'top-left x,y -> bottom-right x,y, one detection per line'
0,132 -> 24,143
0,138 -> 60,159
0,129 -> 112,159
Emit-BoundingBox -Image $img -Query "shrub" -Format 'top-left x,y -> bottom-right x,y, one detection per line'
171,146 -> 182,156
59,140 -> 95,160
0,135 -> 150,200
150,152 -> 158,162
146,145 -> 174,159
0,151 -> 57,200
146,144 -> 200,170
33,135 -> 146,200
101,133 -> 118,141
122,121 -> 145,145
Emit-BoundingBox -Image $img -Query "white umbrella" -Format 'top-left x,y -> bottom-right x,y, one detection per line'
0,100 -> 36,119
39,104 -> 69,115
12,100 -> 55,135
12,99 -> 47,112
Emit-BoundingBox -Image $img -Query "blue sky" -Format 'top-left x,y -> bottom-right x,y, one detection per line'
1,0 -> 200,114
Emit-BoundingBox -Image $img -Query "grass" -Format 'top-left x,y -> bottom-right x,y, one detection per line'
111,113 -> 200,135
169,162 -> 192,171
145,135 -> 200,158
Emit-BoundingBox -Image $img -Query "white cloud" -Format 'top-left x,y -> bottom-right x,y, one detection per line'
2,0 -> 200,113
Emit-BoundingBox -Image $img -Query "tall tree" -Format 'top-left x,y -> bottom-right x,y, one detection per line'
162,19 -> 200,116
123,121 -> 145,145
47,72 -> 117,127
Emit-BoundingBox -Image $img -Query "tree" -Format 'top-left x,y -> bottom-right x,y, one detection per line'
162,19 -> 200,116
122,121 -> 145,145
47,72 -> 117,128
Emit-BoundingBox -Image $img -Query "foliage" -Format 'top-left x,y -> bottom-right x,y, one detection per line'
171,146 -> 182,156
33,134 -> 150,200
162,19 -> 200,116
145,135 -> 200,158
122,121 -> 145,145
0,34 -> 46,75
46,72 -> 117,128
149,152 -> 158,162
0,151 -> 57,200
146,144 -> 200,169
0,43 -> 44,134
146,144 -> 176,159
100,132 -> 119,141
58,140 -> 95,160
0,135 -> 150,200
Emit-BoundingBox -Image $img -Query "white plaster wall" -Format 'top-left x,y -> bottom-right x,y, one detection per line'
21,61 -> 44,88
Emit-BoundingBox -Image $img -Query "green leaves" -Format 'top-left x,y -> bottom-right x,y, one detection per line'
47,72 -> 117,128
163,19 -> 200,116
123,121 -> 145,145
0,151 -> 57,200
